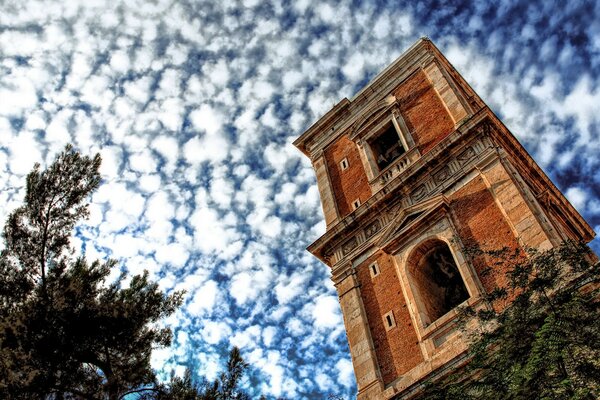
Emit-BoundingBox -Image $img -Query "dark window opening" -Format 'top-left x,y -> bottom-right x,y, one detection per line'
409,240 -> 469,325
369,124 -> 406,171
371,264 -> 378,275
386,315 -> 393,327
340,158 -> 348,170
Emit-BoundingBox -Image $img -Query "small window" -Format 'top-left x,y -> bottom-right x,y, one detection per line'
352,199 -> 361,210
368,123 -> 406,171
383,311 -> 396,331
369,261 -> 380,278
340,158 -> 349,171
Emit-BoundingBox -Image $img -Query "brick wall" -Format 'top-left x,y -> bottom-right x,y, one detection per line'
450,176 -> 521,294
394,69 -> 455,155
357,252 -> 423,386
324,134 -> 372,218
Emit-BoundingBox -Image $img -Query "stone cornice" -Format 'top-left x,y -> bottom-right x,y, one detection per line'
308,108 -> 494,266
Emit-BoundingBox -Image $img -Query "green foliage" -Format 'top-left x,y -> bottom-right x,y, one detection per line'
133,347 -> 252,400
421,241 -> 600,400
200,347 -> 250,400
0,145 -> 183,399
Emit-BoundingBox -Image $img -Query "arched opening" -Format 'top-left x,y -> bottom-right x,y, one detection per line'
407,239 -> 469,326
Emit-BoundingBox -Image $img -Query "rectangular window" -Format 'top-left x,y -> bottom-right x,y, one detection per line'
369,261 -> 380,278
339,158 -> 349,171
383,310 -> 396,331
368,123 -> 406,171
352,199 -> 361,210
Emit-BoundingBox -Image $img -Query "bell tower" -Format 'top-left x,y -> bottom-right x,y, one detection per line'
293,38 -> 594,399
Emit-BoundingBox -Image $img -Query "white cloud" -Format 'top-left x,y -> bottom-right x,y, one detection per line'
6,132 -> 42,175
189,104 -> 224,136
110,50 -> 130,73
275,273 -> 306,305
187,280 -> 219,315
155,242 -> 189,268
0,73 -> 39,116
557,75 -> 600,144
151,135 -> 179,165
183,134 -> 229,165
311,295 -> 342,330
342,52 -> 366,81
201,320 -> 232,345
124,76 -> 153,104
229,272 -> 255,306
336,358 -> 355,388
262,325 -> 277,347
565,187 -> 587,212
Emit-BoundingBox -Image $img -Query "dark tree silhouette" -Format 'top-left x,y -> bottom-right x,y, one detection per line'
0,145 -> 183,399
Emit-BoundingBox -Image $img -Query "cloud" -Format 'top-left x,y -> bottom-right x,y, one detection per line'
565,187 -> 588,212
187,280 -> 220,315
311,295 -> 342,330
1,1 -> 599,399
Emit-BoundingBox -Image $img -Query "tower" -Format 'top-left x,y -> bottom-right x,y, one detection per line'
293,38 -> 595,399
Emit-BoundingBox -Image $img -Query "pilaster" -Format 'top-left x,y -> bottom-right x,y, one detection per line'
335,268 -> 383,398
313,151 -> 339,227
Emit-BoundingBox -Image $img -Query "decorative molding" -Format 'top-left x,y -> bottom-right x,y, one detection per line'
377,194 -> 450,253
342,237 -> 358,255
350,96 -> 398,142
307,118 -> 495,267
365,220 -> 381,239
433,166 -> 451,185
457,146 -> 475,165
326,133 -> 494,266
411,184 -> 428,202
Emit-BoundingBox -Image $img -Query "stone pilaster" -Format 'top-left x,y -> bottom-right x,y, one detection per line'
424,61 -> 468,125
480,157 -> 554,250
313,152 -> 339,227
335,269 -> 383,399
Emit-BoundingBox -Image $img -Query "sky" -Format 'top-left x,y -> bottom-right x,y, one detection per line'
1,0 -> 599,398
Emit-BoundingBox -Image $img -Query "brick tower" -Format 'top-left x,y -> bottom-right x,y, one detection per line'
293,38 -> 595,399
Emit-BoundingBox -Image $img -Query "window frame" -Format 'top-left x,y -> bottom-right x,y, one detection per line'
406,239 -> 470,327
378,199 -> 486,359
369,261 -> 380,279
339,157 -> 349,171
358,111 -> 414,182
383,310 -> 396,331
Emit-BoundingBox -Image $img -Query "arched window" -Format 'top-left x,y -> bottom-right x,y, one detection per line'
407,239 -> 469,326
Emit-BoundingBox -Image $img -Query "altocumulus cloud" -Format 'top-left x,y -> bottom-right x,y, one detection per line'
1,0 -> 599,398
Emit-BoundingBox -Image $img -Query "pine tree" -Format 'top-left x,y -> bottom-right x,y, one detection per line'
421,242 -> 600,400
0,145 -> 183,399
145,347 -> 251,400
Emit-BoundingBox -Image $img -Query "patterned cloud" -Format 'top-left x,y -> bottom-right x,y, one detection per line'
1,0 -> 598,398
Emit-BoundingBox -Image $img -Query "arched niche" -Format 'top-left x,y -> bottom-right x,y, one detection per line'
406,239 -> 469,327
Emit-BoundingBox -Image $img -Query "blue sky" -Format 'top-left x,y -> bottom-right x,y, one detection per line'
0,0 -> 599,398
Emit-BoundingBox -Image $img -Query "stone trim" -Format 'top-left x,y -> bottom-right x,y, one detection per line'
335,271 -> 382,396
423,59 -> 468,125
313,151 -> 340,227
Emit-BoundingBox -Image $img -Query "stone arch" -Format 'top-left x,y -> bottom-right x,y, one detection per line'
406,238 -> 469,327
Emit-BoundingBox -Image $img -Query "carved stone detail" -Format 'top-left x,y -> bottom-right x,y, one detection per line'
411,184 -> 428,202
322,247 -> 335,264
364,220 -> 381,239
342,237 -> 358,255
433,166 -> 451,185
457,146 -> 475,165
